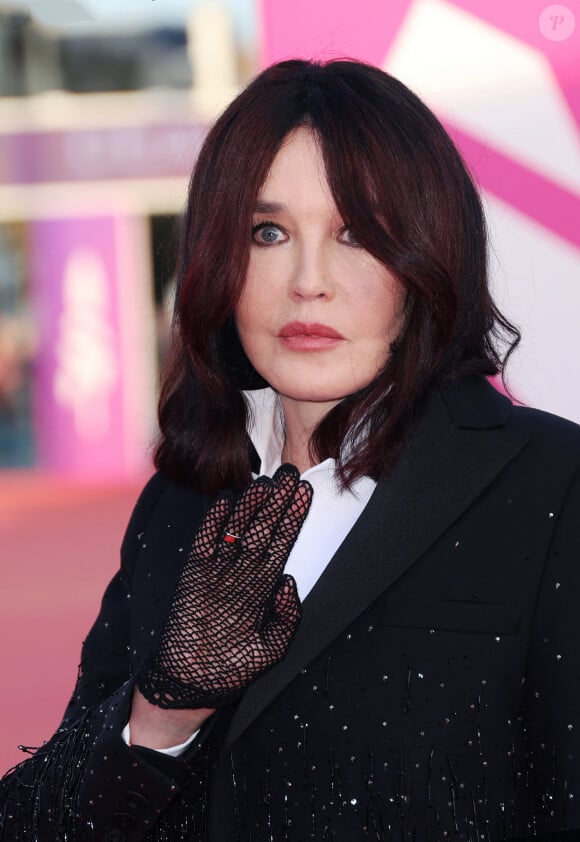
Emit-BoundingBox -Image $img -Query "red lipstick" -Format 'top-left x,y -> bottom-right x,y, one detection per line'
278,322 -> 345,351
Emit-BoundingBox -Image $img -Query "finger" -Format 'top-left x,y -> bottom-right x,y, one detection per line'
265,479 -> 313,572
261,575 -> 302,654
241,465 -> 302,555
190,493 -> 233,558
232,478 -> 312,598
220,478 -> 273,554
271,463 -> 301,487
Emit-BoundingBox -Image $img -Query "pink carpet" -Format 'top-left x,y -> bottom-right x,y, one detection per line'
0,472 -> 143,773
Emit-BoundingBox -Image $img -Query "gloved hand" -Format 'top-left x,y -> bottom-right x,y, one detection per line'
137,464 -> 313,709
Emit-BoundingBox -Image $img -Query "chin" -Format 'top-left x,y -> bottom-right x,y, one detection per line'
274,383 -> 353,405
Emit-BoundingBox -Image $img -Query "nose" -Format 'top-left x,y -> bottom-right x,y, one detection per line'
288,242 -> 334,302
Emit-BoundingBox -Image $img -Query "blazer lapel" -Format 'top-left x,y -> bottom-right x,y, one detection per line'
224,377 -> 528,749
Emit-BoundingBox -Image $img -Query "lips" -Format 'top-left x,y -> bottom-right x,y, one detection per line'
277,322 -> 345,351
278,322 -> 345,339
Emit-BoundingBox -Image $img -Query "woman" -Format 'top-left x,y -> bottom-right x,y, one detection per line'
2,59 -> 579,842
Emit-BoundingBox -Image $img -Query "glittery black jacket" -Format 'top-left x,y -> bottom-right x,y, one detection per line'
2,376 -> 580,842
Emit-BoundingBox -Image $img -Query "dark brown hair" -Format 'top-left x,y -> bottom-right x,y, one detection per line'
155,58 -> 520,491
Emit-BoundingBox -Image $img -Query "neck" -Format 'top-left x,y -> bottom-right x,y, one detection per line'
279,395 -> 338,473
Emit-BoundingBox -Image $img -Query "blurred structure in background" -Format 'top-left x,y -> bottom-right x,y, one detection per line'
0,0 -> 256,478
0,224 -> 34,466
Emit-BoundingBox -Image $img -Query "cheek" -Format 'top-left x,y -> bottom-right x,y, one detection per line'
355,286 -> 406,345
380,276 -> 406,330
235,267 -> 275,325
234,292 -> 273,370
383,294 -> 406,340
349,258 -> 404,328
235,283 -> 261,337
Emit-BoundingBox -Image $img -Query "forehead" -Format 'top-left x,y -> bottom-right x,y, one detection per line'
257,127 -> 334,207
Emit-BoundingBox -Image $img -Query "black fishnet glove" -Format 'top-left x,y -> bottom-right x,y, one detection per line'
137,464 -> 313,709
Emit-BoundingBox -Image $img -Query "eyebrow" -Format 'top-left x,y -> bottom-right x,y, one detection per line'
254,200 -> 287,214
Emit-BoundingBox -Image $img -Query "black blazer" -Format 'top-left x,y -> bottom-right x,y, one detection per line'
1,376 -> 580,842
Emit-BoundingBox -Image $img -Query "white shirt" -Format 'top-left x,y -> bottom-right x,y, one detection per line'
244,388 -> 377,600
123,388 -> 377,754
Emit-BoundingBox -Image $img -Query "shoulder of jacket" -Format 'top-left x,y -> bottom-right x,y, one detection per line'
504,404 -> 580,479
120,472 -> 208,577
508,402 -> 580,442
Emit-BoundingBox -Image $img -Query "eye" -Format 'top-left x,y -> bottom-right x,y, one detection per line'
338,226 -> 361,247
251,221 -> 288,246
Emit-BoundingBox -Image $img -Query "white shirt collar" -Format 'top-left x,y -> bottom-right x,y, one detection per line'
243,387 -> 367,487
244,387 -> 339,481
243,388 -> 286,477
243,388 -> 378,600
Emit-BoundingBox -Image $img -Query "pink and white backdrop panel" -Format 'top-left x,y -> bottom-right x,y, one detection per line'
29,215 -> 157,478
259,0 -> 580,423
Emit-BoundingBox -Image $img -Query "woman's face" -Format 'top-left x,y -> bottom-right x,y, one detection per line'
235,128 -> 405,417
